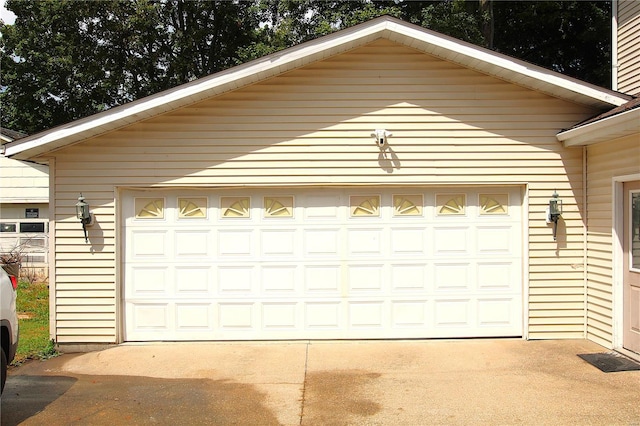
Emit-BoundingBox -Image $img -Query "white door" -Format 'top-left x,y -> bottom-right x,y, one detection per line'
123,187 -> 523,341
623,181 -> 640,354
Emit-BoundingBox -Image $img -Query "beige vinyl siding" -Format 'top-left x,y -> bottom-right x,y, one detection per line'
48,39 -> 597,343
0,156 -> 49,202
585,135 -> 640,347
617,0 -> 640,95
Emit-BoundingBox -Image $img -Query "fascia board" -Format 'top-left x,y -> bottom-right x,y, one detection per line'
385,20 -> 629,109
557,108 -> 640,146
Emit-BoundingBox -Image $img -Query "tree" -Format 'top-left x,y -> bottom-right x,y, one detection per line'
0,0 -> 259,134
492,1 -> 611,86
1,0 -> 612,135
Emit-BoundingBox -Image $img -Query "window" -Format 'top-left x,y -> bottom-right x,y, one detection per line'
0,223 -> 17,233
20,237 -> 46,247
632,192 -> 640,269
436,194 -> 466,215
135,198 -> 165,219
350,195 -> 380,217
479,194 -> 508,215
19,222 -> 46,233
393,195 -> 423,216
178,198 -> 207,218
221,197 -> 250,218
264,196 -> 294,218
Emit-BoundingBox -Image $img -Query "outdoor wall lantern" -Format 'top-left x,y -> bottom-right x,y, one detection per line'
75,194 -> 93,243
547,190 -> 563,241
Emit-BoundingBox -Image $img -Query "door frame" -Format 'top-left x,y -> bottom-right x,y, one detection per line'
612,173 -> 640,359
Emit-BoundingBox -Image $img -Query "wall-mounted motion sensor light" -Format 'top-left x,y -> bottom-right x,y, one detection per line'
371,129 -> 392,148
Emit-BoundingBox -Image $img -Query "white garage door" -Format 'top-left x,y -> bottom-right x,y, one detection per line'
123,187 -> 522,341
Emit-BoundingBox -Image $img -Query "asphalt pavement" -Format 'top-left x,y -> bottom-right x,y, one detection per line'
1,339 -> 640,425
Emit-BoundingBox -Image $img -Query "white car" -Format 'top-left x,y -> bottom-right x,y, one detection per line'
1,267 -> 19,393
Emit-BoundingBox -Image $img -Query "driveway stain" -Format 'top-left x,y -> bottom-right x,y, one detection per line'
2,373 -> 280,425
301,370 -> 381,425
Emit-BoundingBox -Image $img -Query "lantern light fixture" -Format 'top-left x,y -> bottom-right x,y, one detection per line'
75,194 -> 92,243
547,190 -> 563,241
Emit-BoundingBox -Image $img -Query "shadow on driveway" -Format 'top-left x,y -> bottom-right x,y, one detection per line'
2,372 -> 279,425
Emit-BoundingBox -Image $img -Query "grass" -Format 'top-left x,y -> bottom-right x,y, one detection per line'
13,281 -> 58,364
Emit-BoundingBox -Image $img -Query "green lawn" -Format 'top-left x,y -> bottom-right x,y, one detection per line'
14,281 -> 57,364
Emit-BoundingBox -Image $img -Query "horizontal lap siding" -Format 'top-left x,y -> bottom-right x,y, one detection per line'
617,0 -> 640,95
51,39 -> 596,343
586,135 -> 640,347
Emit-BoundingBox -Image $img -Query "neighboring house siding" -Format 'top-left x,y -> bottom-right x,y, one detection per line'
0,155 -> 50,276
585,134 -> 640,348
617,0 -> 640,95
47,40 -> 596,343
0,156 -> 49,203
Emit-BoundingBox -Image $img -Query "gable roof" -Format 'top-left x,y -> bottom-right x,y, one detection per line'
0,127 -> 27,145
557,97 -> 640,146
6,15 -> 631,161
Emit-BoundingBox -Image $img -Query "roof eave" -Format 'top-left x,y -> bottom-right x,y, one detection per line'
557,107 -> 640,146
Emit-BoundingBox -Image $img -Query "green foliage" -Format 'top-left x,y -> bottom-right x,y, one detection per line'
492,1 -> 611,87
13,281 -> 58,364
1,0 -> 613,135
1,0 -> 259,134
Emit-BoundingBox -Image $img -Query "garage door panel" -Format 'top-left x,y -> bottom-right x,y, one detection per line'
390,264 -> 428,291
391,300 -> 428,327
477,299 -> 515,326
129,303 -> 170,330
348,264 -> 385,292
129,267 -> 169,295
262,303 -> 298,330
391,228 -> 427,254
217,267 -> 255,294
302,195 -> 342,220
348,228 -> 383,255
434,263 -> 471,291
433,227 -> 470,255
304,228 -> 341,256
477,263 -> 515,291
175,303 -> 213,330
218,303 -> 254,329
305,302 -> 342,329
261,229 -> 297,256
477,226 -> 514,254
305,265 -> 341,292
261,265 -> 299,293
175,266 -> 211,294
434,300 -> 472,327
131,230 -> 169,257
124,187 -> 523,341
175,230 -> 210,257
349,302 -> 385,328
218,230 -> 253,256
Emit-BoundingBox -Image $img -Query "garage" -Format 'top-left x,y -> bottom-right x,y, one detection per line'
9,16 -> 626,347
123,187 -> 523,341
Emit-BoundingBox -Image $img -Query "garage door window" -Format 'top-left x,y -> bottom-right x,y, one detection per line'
178,198 -> 207,218
221,197 -> 250,218
437,194 -> 466,215
135,198 -> 164,219
350,195 -> 380,217
264,196 -> 293,218
393,194 -> 423,216
480,194 -> 508,215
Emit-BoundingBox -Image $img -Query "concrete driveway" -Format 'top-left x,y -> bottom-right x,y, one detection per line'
1,339 -> 639,425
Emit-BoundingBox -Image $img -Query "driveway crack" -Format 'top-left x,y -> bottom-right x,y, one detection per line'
298,341 -> 310,425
